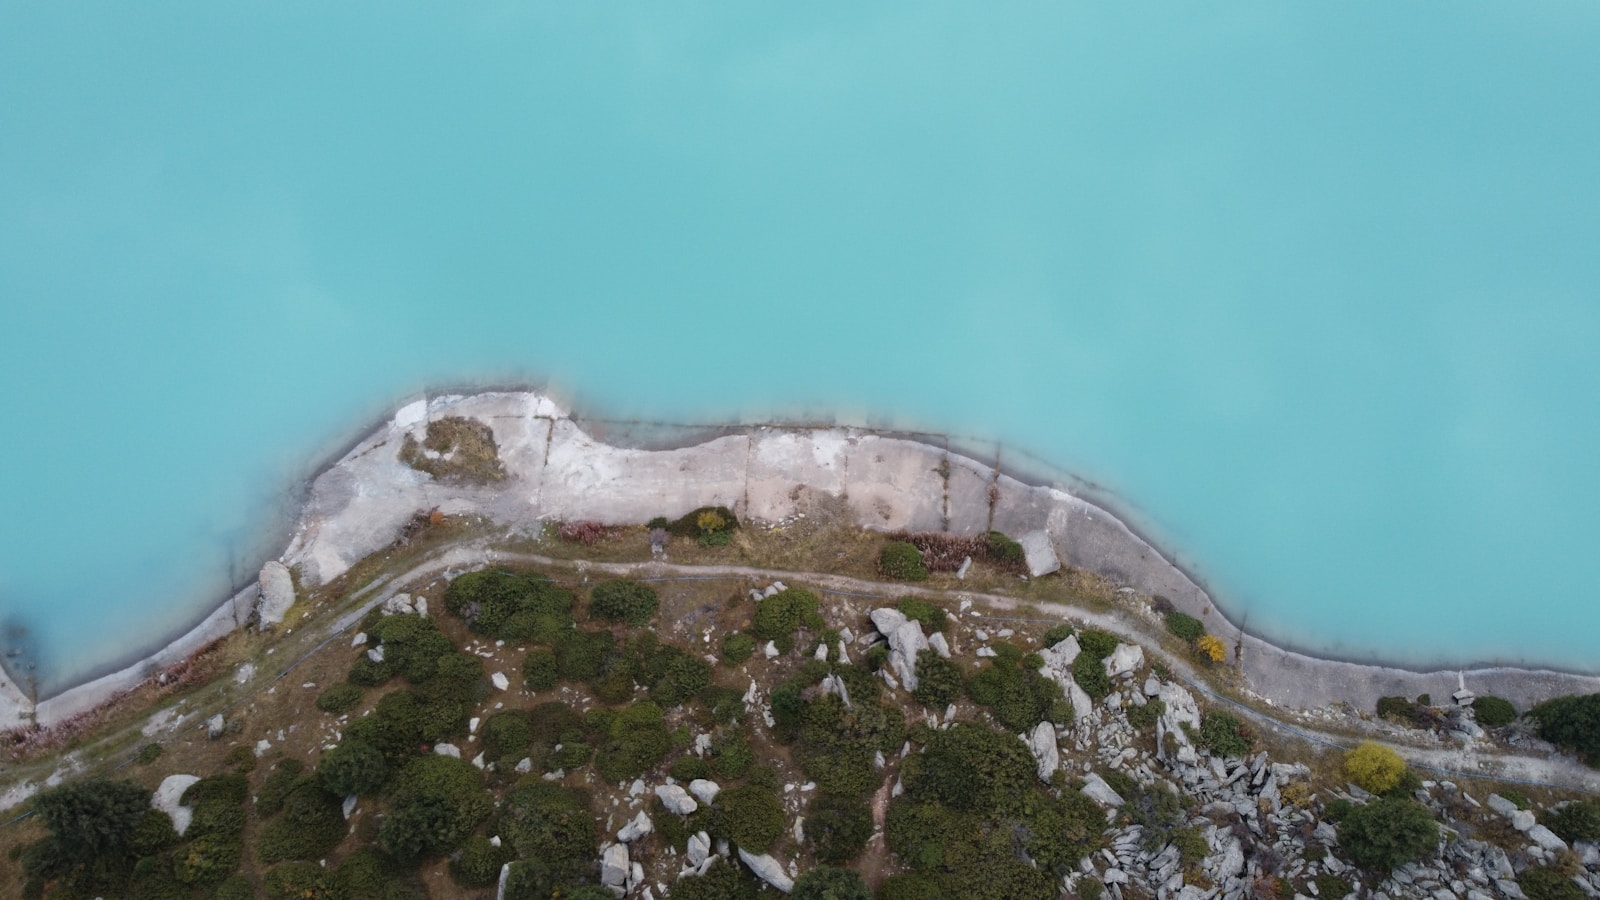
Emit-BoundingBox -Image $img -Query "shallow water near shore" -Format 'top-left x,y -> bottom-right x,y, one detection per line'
3,3 -> 1600,693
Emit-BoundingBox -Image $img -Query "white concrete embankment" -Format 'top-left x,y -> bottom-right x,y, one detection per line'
4,390 -> 1597,731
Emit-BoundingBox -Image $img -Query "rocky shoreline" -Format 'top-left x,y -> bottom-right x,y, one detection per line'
4,389 -> 1598,732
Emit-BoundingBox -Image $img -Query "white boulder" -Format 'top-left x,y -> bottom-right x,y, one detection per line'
689,779 -> 722,804
1104,643 -> 1145,679
151,774 -> 201,837
1017,530 -> 1060,577
1024,721 -> 1059,782
618,811 -> 653,843
656,783 -> 698,815
256,561 -> 296,627
737,848 -> 795,893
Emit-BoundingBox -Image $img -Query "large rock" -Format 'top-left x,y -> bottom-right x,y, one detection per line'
737,848 -> 795,893
689,779 -> 722,805
870,609 -> 929,692
1024,721 -> 1059,782
1017,530 -> 1061,577
151,774 -> 201,837
687,831 -> 712,867
601,843 -> 629,887
618,811 -> 653,843
1156,681 -> 1202,758
256,561 -> 296,627
1080,772 -> 1125,807
656,783 -> 698,816
1104,643 -> 1145,679
1527,824 -> 1569,853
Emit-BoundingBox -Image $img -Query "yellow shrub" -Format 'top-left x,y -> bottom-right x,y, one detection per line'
1196,634 -> 1227,663
1343,741 -> 1407,794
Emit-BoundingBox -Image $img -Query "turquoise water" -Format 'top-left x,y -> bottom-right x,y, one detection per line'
3,3 -> 1599,693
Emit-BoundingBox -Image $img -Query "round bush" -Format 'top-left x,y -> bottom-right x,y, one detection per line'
1519,865 -> 1586,900
913,650 -> 964,709
450,834 -> 511,888
1473,695 -> 1518,728
718,784 -> 786,852
1544,800 -> 1600,844
1339,797 -> 1439,871
879,542 -> 928,581
721,632 -> 756,665
265,861 -> 340,900
482,710 -> 534,760
523,647 -> 558,690
1343,742 -> 1407,795
316,683 -> 364,714
589,579 -> 660,625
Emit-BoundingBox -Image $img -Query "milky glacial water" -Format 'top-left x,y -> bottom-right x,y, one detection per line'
3,3 -> 1599,693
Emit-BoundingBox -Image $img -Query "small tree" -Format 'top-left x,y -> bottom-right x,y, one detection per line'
1528,693 -> 1600,764
32,778 -> 151,864
1339,797 -> 1439,871
1472,695 -> 1518,728
589,580 -> 659,625
1343,742 -> 1407,795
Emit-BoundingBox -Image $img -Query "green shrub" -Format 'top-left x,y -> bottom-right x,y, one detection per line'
1339,797 -> 1440,871
1377,695 -> 1420,722
720,632 -> 756,665
367,613 -> 455,685
589,579 -> 660,625
896,597 -> 948,633
595,701 -> 672,783
31,778 -> 151,866
668,857 -> 763,900
443,569 -> 576,640
1501,789 -> 1532,809
968,654 -> 1066,730
792,866 -> 871,900
1164,612 -> 1204,642
556,629 -> 616,682
223,744 -> 256,773
498,782 -> 596,892
1126,698 -> 1165,731
1313,875 -> 1353,899
1519,865 -> 1586,900
214,874 -> 254,900
804,794 -> 873,864
134,743 -> 163,765
1076,629 -> 1118,658
879,542 -> 928,581
187,797 -> 246,840
450,834 -> 511,888
908,723 -> 1036,815
468,712 -> 525,763
523,647 -> 558,690
670,756 -> 713,782
878,874 -> 945,900
1529,694 -> 1600,764
181,773 -> 249,807
380,754 -> 492,864
256,779 -> 346,864
1473,695 -> 1518,728
1041,624 -> 1074,647
984,531 -> 1026,565
171,833 -> 242,886
913,650 -> 965,709
265,861 -> 341,900
667,506 -> 740,540
712,736 -> 756,780
1544,800 -> 1600,843
316,682 -> 364,714
641,645 -> 713,707
751,588 -> 823,641
1197,711 -> 1254,758
337,846 -> 405,900
718,784 -> 786,852
319,739 -> 388,796
1072,651 -> 1111,700
795,693 -> 906,797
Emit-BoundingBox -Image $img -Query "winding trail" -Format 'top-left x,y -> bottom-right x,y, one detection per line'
367,539 -> 1600,796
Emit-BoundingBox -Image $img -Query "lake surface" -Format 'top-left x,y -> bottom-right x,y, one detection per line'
3,3 -> 1599,693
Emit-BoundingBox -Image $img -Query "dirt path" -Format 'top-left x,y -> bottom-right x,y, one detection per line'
361,540 -> 1600,797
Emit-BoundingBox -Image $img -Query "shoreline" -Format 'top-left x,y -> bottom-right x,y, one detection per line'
4,389 -> 1598,731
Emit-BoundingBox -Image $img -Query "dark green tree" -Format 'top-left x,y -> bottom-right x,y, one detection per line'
792,866 -> 872,900
1339,797 -> 1440,871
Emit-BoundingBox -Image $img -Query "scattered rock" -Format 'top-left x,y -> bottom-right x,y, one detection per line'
491,672 -> 510,691
1080,773 -> 1125,807
434,743 -> 461,758
1024,721 -> 1059,782
601,843 -> 629,887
